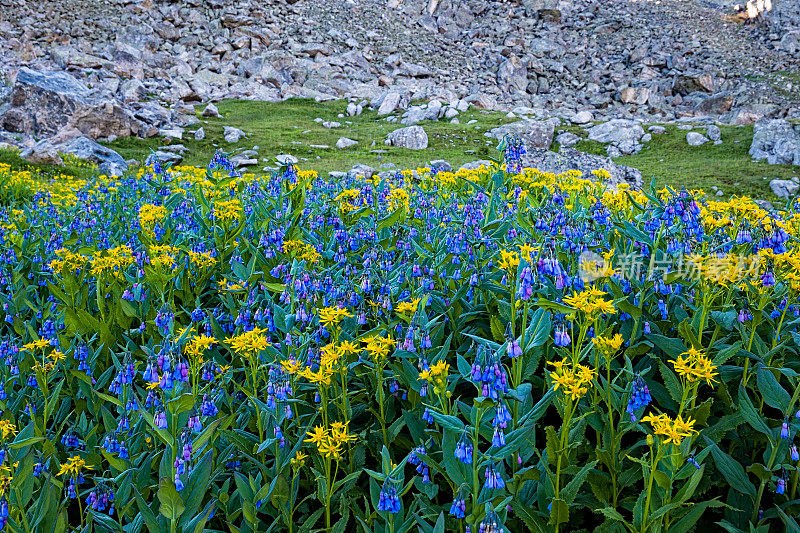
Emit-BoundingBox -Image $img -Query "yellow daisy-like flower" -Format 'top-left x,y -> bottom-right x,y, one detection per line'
395,298 -> 421,316
592,333 -> 624,357
226,328 -> 270,357
547,358 -> 596,401
669,347 -> 719,387
641,412 -> 698,446
318,306 -> 353,329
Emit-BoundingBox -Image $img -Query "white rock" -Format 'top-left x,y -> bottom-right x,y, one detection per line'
202,103 -> 220,118
336,137 -> 358,149
770,178 -> 799,199
224,126 -> 245,143
385,125 -> 428,149
571,110 -> 594,124
377,91 -> 401,116
686,132 -> 709,146
194,127 -> 205,140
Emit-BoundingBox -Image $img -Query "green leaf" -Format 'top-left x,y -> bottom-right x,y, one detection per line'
561,460 -> 597,504
158,478 -> 185,521
704,439 -> 756,499
525,308 -> 551,348
548,498 -> 569,526
738,383 -> 772,438
756,366 -> 791,414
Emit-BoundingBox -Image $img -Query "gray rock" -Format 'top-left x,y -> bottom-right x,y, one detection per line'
707,125 -> 721,141
424,100 -> 443,121
55,136 -> 128,176
620,86 -> 651,105
556,132 -> 581,148
336,137 -> 358,149
230,154 -> 257,167
323,121 -> 341,129
194,127 -> 205,140
430,159 -> 453,172
202,103 -> 220,118
224,126 -> 246,143
695,92 -> 734,115
401,106 -> 426,125
276,154 -> 299,165
750,119 -> 800,165
0,68 -> 136,140
616,138 -> 641,155
648,125 -> 666,134
486,119 -> 555,150
587,120 -> 645,145
159,128 -> 184,140
770,178 -> 799,199
385,125 -> 428,150
497,55 -> 528,93
153,150 -> 183,164
377,92 -> 401,116
571,111 -> 594,124
347,164 -> 376,179
673,73 -> 714,95
346,102 -> 362,116
120,79 -> 145,103
460,160 -> 494,170
523,147 -> 642,189
20,140 -> 63,166
686,132 -> 709,146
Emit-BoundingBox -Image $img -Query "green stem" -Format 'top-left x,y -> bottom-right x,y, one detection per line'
642,443 -> 665,532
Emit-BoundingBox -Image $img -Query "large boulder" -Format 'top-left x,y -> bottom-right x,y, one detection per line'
486,119 -> 555,150
770,178 -> 799,199
672,73 -> 714,95
497,55 -> 528,93
385,125 -> 428,149
587,119 -> 645,145
55,136 -> 128,176
0,68 -> 137,140
750,118 -> 800,165
20,140 -> 63,166
523,147 -> 643,189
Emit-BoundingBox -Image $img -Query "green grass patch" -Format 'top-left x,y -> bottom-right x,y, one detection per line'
106,98 -> 516,175
616,124 -> 798,199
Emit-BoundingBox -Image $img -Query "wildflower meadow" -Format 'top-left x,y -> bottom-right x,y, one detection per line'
0,136 -> 798,533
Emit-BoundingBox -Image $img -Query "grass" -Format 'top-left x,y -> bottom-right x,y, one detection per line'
552,123 -> 798,199
0,147 -> 97,181
2,98 -> 799,201
616,124 -> 798,198
106,98 -> 516,175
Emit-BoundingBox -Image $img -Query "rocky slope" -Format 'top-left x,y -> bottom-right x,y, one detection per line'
0,0 -> 799,180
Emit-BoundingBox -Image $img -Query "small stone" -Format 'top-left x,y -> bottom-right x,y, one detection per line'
707,125 -> 721,141
571,111 -> 593,124
377,92 -> 401,116
224,126 -> 245,143
770,178 -> 799,199
202,103 -> 220,118
556,132 -> 581,148
21,140 -> 63,166
160,128 -> 184,140
336,137 -> 358,149
686,132 -> 709,146
194,127 -> 205,140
